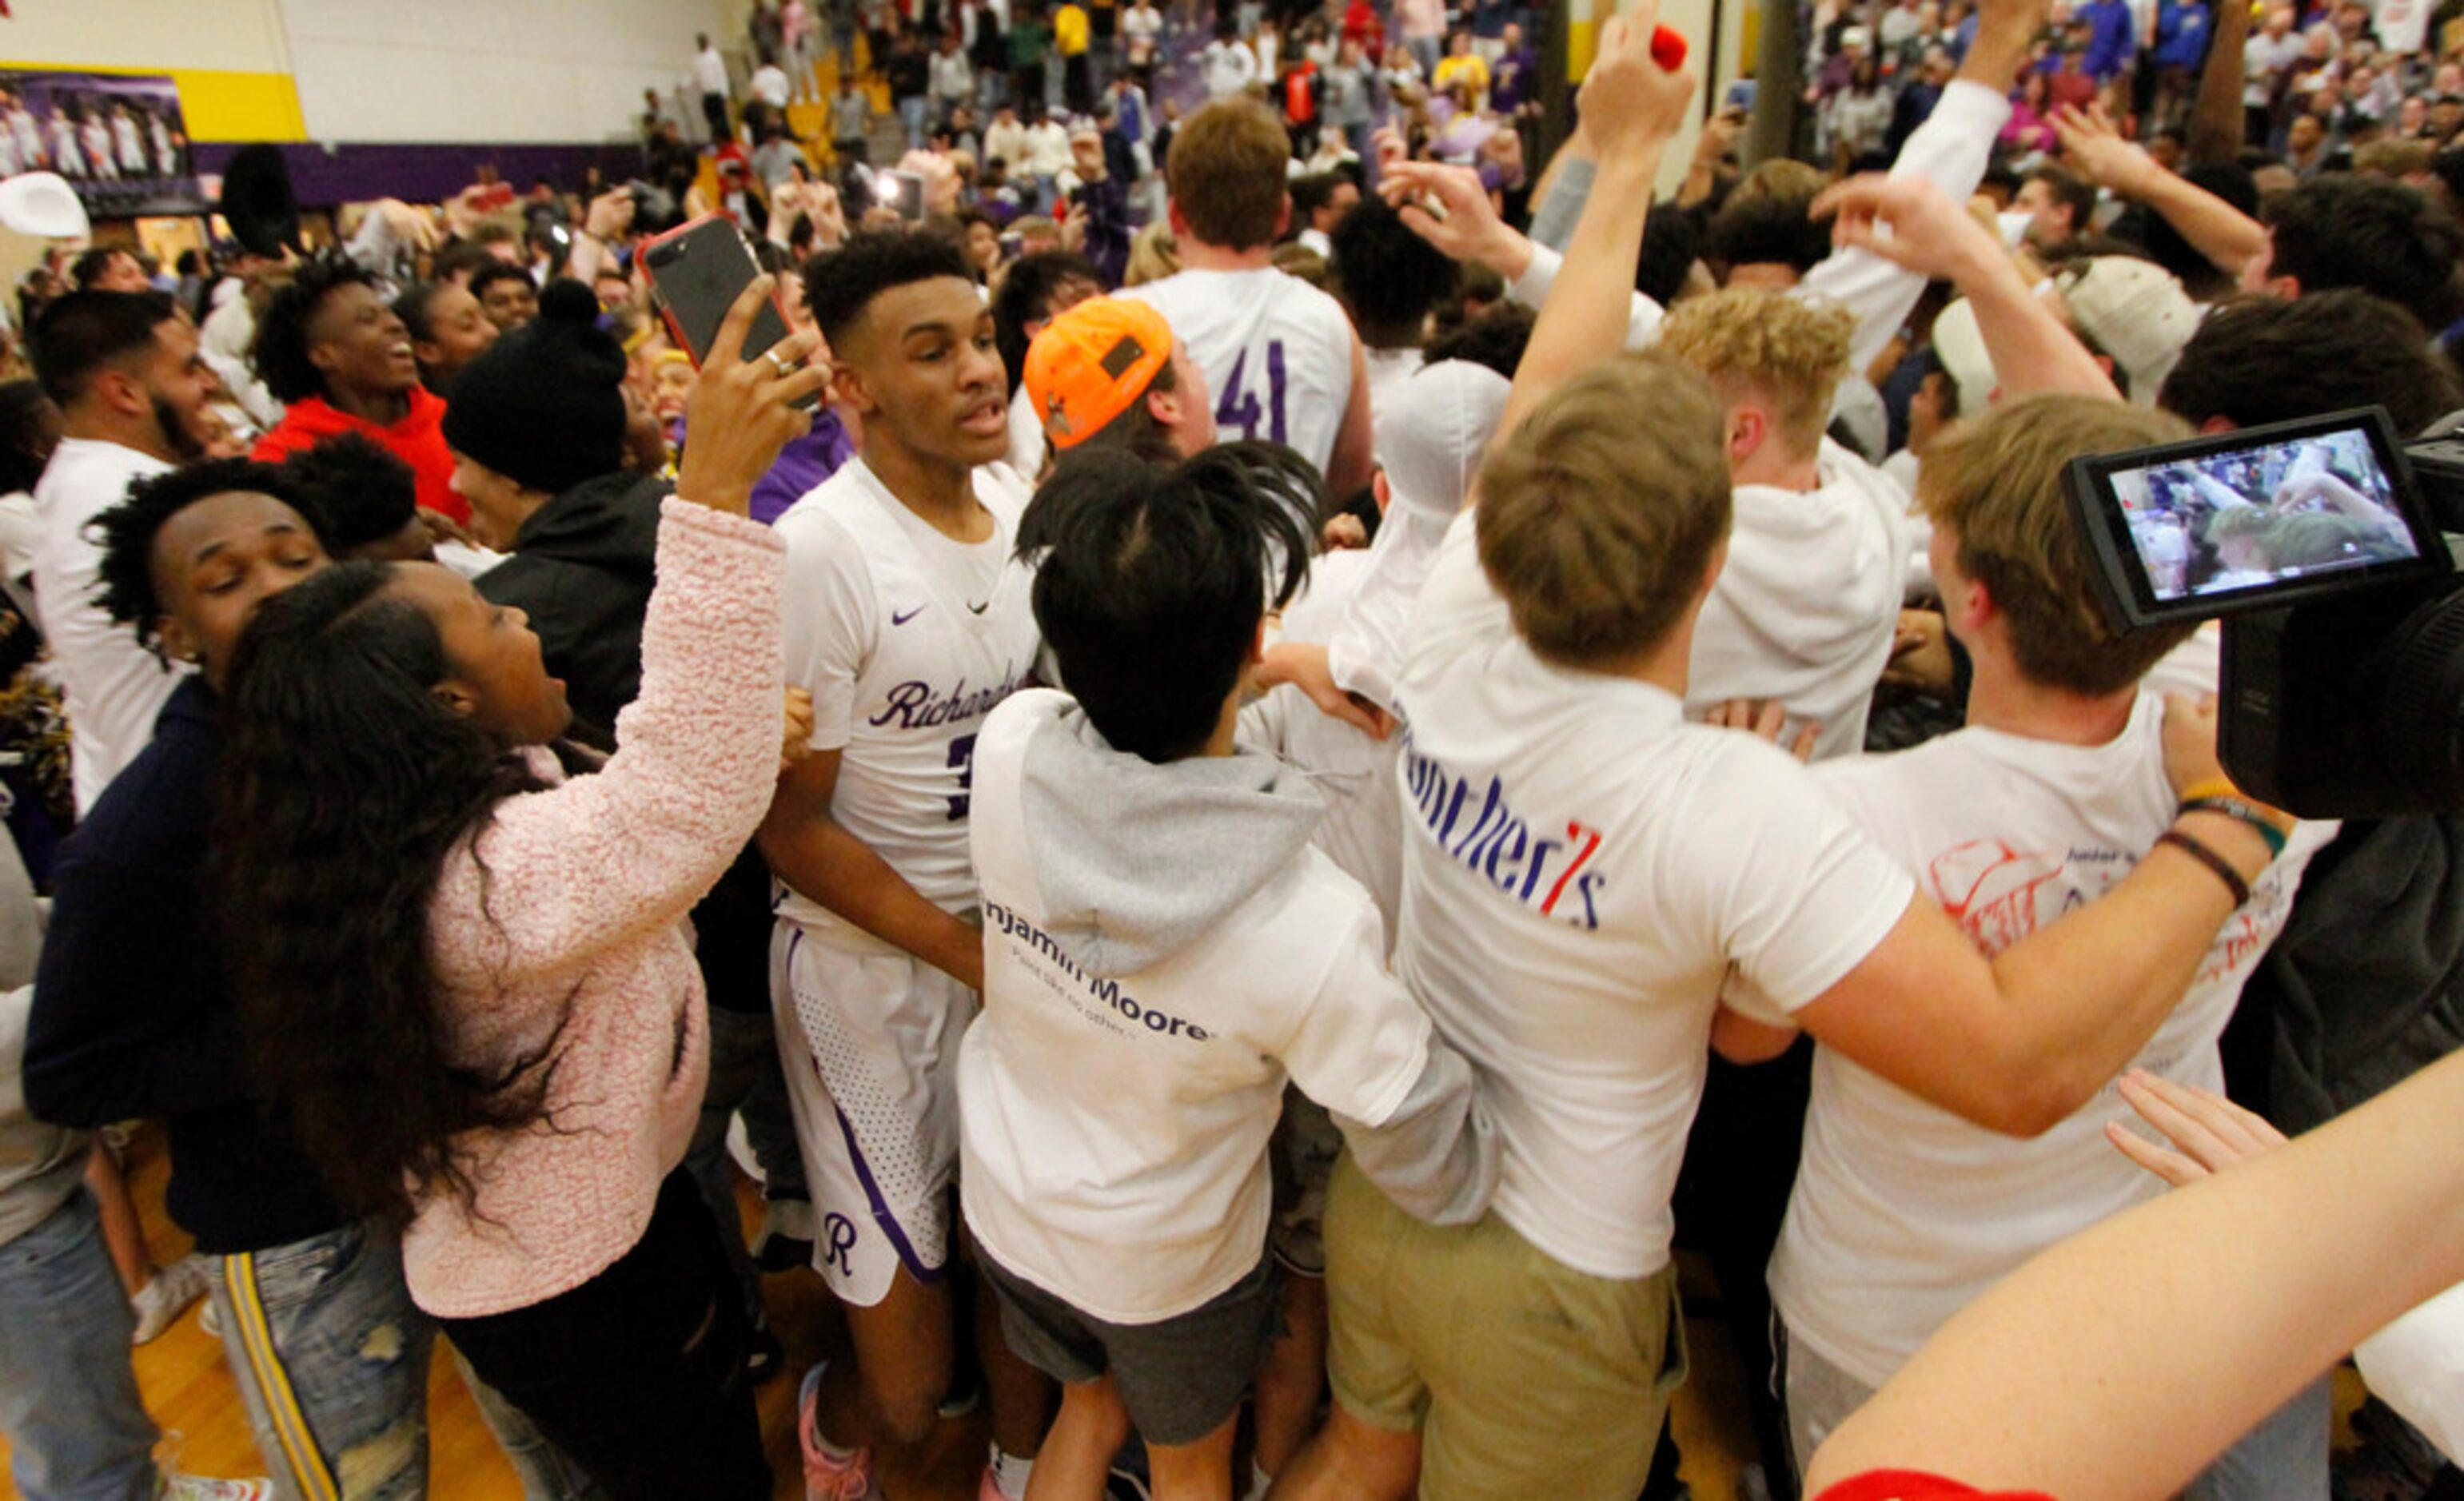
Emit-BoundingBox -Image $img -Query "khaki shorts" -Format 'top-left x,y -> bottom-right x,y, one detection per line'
1323,1153 -> 1689,1501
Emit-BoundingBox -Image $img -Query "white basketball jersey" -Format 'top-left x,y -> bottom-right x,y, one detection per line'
1120,267 -> 1358,479
774,457 -> 1041,937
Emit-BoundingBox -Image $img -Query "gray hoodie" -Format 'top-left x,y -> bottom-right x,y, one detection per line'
1015,701 -> 1497,1225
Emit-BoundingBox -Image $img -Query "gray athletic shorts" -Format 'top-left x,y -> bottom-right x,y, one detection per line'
979,1248 -> 1282,1445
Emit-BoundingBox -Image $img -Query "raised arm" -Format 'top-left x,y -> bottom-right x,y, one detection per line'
438,282 -> 828,989
1793,0 -> 2041,372
1384,158 -> 1669,351
1492,5 -> 1695,442
1813,173 -> 2122,402
2052,102 -> 2268,277
1807,1045 -> 2464,1497
2186,0 -> 2252,166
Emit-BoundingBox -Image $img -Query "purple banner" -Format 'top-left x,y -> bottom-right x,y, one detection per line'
0,70 -> 204,217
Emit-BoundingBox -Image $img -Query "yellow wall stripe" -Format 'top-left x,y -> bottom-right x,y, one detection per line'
0,62 -> 305,142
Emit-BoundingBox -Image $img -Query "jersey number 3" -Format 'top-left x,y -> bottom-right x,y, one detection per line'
946,733 -> 979,821
1216,340 -> 1289,445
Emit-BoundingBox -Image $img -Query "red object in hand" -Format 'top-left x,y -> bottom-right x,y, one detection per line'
1651,24 -> 1689,69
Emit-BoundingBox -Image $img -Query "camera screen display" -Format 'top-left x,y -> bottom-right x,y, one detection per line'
2069,408 -> 2446,628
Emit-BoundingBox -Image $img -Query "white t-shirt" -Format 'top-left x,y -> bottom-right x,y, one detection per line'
696,46 -> 731,96
751,64 -> 792,107
1023,122 -> 1074,179
1767,693 -> 2326,1388
1240,549 -> 1403,940
1392,515 -> 1915,1280
1005,382 -> 1048,480
773,456 -> 1042,939
1362,345 -> 1424,433
1203,38 -> 1260,96
1688,440 -> 1911,760
959,690 -> 1431,1322
1120,267 -> 1358,480
31,439 -> 186,814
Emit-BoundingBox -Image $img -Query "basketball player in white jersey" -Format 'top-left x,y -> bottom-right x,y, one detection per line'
761,231 -> 1050,1501
1119,98 -> 1377,502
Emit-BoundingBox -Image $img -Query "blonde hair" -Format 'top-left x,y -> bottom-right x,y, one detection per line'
1476,353 -> 1732,668
1270,241 -> 1328,287
1920,394 -> 2195,696
1125,222 -> 1181,286
1727,159 -> 1826,211
1657,288 -> 1855,458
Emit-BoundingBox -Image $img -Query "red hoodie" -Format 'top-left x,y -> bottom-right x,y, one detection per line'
251,385 -> 467,527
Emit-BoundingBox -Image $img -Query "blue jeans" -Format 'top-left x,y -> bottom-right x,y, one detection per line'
0,1188 -> 157,1501
210,1220 -> 433,1501
899,94 -> 931,149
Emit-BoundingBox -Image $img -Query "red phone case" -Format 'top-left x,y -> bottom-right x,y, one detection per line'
637,214 -> 797,368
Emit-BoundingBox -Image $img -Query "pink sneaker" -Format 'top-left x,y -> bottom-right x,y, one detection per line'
798,1363 -> 881,1501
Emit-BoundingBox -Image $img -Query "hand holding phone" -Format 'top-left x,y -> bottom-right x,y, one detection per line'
639,215 -> 822,409
675,277 -> 832,515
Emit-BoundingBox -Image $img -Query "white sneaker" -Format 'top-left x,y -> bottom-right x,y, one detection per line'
131,1255 -> 211,1345
157,1473 -> 273,1500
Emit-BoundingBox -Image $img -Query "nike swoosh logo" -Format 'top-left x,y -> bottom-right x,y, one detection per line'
892,605 -> 927,626
967,601 -> 989,615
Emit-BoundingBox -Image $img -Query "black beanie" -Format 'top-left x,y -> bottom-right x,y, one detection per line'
441,277 -> 629,496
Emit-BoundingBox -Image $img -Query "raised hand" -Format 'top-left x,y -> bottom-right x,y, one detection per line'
584,186 -> 639,243
1813,173 -> 2006,284
2051,102 -> 2162,195
1576,1 -> 1697,156
1380,159 -> 1526,275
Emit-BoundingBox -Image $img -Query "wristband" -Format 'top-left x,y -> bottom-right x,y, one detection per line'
2156,829 -> 2251,908
2175,776 -> 2243,804
2178,794 -> 2291,857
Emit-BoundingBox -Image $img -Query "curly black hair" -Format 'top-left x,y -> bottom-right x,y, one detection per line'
465,261 -> 536,311
803,228 -> 977,350
249,256 -> 381,405
210,559 -> 564,1228
277,433 -> 418,555
90,457 -> 331,653
1330,196 -> 1459,345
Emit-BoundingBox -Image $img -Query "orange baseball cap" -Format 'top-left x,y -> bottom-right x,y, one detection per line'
1025,297 -> 1174,450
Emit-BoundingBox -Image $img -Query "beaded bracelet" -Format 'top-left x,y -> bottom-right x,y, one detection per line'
2157,829 -> 2251,907
2178,795 -> 2291,858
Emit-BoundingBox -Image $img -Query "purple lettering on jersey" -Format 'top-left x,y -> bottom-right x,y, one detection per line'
867,663 -> 1031,732
1404,735 -> 1609,931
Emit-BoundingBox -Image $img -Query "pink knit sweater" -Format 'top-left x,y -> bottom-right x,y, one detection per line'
402,500 -> 786,1319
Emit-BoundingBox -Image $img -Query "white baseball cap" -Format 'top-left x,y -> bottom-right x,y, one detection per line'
2055,255 -> 2203,407
1374,359 -> 1513,524
0,173 -> 87,241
